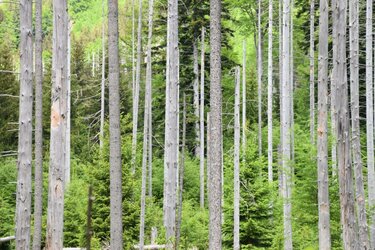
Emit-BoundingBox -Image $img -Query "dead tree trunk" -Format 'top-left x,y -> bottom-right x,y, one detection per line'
267,0 -> 273,182
233,67 -> 240,250
200,27 -> 205,209
257,0 -> 262,157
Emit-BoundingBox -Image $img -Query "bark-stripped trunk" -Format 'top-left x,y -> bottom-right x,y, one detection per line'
108,0 -> 123,248
349,0 -> 369,247
309,0 -> 315,144
242,40 -> 246,157
46,0 -> 68,248
333,0 -> 357,248
132,0 -> 143,172
208,0 -> 222,247
290,0 -> 294,162
200,27 -> 205,209
267,0 -> 273,183
100,0 -> 106,149
32,0 -> 43,248
16,0 -> 33,248
132,0 -> 135,104
278,0 -> 283,195
317,0 -> 331,247
281,0 -> 292,248
193,41 -> 200,157
233,67 -> 240,250
330,0 -> 337,177
366,0 -> 375,247
65,19 -> 71,185
163,0 -> 179,245
257,0 -> 262,157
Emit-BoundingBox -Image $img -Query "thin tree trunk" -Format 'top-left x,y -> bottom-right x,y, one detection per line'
242,40 -> 246,157
281,0 -> 292,248
366,0 -> 375,247
267,0 -> 273,183
132,0 -> 135,102
92,52 -> 95,77
200,27 -> 205,209
132,0 -> 143,172
86,186 -> 93,250
32,0 -> 43,248
193,41 -> 200,157
330,0 -> 337,177
333,0 -> 357,248
208,0 -> 223,247
65,18 -> 71,185
163,0 -> 179,245
309,0 -> 315,144
317,0 -> 331,247
349,0 -> 369,247
233,67 -> 240,250
290,0 -> 294,162
16,0 -> 33,248
257,0 -> 262,157
108,0 -> 123,248
46,0 -> 68,248
100,0 -> 106,149
278,0 -> 283,195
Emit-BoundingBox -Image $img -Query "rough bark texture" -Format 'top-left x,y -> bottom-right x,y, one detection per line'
281,0 -> 292,249
65,19 -> 71,186
208,0 -> 222,247
289,0 -> 294,162
349,0 -> 369,248
32,0 -> 43,248
330,0 -> 337,177
366,0 -> 375,247
193,41 -> 200,157
163,0 -> 179,245
317,0 -> 331,247
200,27 -> 205,209
16,0 -> 33,248
309,0 -> 315,144
100,0 -> 106,149
108,0 -> 123,248
46,0 -> 68,248
257,0 -> 262,157
267,0 -> 273,183
242,40 -> 246,157
233,67 -> 240,250
333,0 -> 357,248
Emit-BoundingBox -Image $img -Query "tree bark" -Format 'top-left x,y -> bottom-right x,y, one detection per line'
108,0 -> 123,248
267,0 -> 273,183
330,0 -> 337,177
46,0 -> 68,248
100,0 -> 106,149
16,0 -> 33,248
309,0 -> 315,144
200,27 -> 205,209
193,41 -> 200,157
290,0 -> 294,162
32,0 -> 43,248
65,18 -> 71,186
233,67 -> 240,250
208,0 -> 222,247
257,0 -> 262,157
317,0 -> 331,247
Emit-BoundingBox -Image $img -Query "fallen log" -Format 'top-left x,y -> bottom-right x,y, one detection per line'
133,244 -> 166,249
0,236 -> 15,243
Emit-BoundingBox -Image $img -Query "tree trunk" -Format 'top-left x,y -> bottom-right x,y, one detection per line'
208,0 -> 222,247
309,0 -> 315,144
332,0 -> 357,248
193,41 -> 200,157
290,0 -> 294,162
267,0 -> 273,183
278,0 -> 283,195
281,0 -> 292,249
16,0 -> 33,248
163,0 -> 179,245
65,18 -> 71,186
257,0 -> 262,157
108,0 -> 123,248
242,40 -> 246,157
86,186 -> 93,250
100,0 -> 106,149
366,0 -> 375,247
233,67 -> 240,250
46,0 -> 68,248
349,0 -> 369,247
32,0 -> 43,248
200,27 -> 205,209
317,0 -> 331,247
330,0 -> 337,177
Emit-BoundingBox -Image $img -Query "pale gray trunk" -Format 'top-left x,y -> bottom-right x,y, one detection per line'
233,67 -> 240,250
317,0 -> 331,247
108,0 -> 123,248
242,40 -> 246,156
330,0 -> 337,177
163,0 -> 179,245
290,0 -> 294,162
366,0 -> 375,247
349,0 -> 369,247
309,0 -> 315,144
100,0 -> 106,149
208,0 -> 223,247
257,0 -> 262,157
46,0 -> 68,248
65,19 -> 71,185
278,0 -> 283,197
333,0 -> 357,248
16,0 -> 33,248
193,41 -> 200,156
32,0 -> 43,248
200,27 -> 205,209
132,0 -> 143,172
281,0 -> 292,249
267,0 -> 273,183
132,0 -> 135,100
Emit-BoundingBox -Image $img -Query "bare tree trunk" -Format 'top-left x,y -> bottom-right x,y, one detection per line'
32,0 -> 43,248
349,0 -> 369,247
257,0 -> 262,157
333,0 -> 357,248
200,27 -> 205,209
309,0 -> 315,144
163,0 -> 179,245
193,41 -> 200,157
233,67 -> 240,250
208,0 -> 222,247
267,0 -> 273,183
290,0 -> 294,162
278,0 -> 283,194
108,0 -> 123,248
330,0 -> 337,177
317,0 -> 331,247
46,0 -> 68,248
366,0 -> 375,247
132,0 -> 135,102
281,0 -> 292,249
65,18 -> 71,186
242,40 -> 246,157
86,186 -> 93,250
132,0 -> 143,172
100,0 -> 106,149
16,0 -> 33,248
